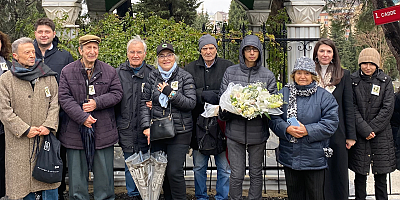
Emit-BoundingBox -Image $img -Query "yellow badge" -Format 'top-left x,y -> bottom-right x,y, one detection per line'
89,85 -> 96,95
44,86 -> 51,97
171,81 -> 178,90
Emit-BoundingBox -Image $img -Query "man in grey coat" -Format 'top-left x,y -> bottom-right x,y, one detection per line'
219,35 -> 277,200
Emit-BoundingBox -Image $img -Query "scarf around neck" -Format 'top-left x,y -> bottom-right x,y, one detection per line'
158,62 -> 178,108
287,81 -> 318,118
11,59 -> 57,82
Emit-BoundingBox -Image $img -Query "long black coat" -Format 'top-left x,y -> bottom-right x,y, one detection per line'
184,55 -> 233,150
115,61 -> 154,153
349,69 -> 396,175
324,70 -> 356,200
140,66 -> 196,145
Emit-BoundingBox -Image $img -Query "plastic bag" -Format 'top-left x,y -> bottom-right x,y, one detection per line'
201,103 -> 219,118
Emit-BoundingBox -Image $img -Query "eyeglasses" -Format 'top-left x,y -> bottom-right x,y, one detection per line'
158,53 -> 174,59
244,47 -> 259,53
201,47 -> 215,51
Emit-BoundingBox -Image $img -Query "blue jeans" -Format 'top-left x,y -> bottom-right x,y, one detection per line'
123,152 -> 140,197
193,150 -> 231,200
23,188 -> 58,200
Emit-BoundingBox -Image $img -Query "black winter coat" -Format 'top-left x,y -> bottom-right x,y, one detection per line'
34,36 -> 74,82
140,66 -> 196,145
185,55 -> 233,150
115,61 -> 154,153
324,69 -> 356,200
219,35 -> 277,145
349,69 -> 396,175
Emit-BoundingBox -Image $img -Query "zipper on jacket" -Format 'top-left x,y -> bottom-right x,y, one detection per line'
180,111 -> 186,130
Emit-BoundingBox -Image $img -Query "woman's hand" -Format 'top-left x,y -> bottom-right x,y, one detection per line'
146,101 -> 152,110
143,128 -> 150,144
366,132 -> 375,140
157,82 -> 168,93
286,126 -> 305,138
346,139 -> 356,149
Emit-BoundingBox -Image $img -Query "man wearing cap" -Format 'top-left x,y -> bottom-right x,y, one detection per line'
115,35 -> 154,200
33,17 -> 74,198
184,34 -> 233,200
58,34 -> 123,199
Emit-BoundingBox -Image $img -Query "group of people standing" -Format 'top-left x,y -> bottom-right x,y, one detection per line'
0,16 -> 398,200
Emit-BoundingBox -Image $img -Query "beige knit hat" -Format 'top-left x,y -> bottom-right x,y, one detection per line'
358,48 -> 380,68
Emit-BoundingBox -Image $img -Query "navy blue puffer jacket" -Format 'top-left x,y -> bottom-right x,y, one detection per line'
269,82 -> 339,170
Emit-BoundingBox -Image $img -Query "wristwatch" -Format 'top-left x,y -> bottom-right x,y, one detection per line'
168,91 -> 176,99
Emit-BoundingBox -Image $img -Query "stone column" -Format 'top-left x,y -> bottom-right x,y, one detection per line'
42,0 -> 82,39
285,0 -> 325,82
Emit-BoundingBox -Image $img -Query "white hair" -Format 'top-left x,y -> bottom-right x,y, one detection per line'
127,35 -> 147,53
12,37 -> 33,54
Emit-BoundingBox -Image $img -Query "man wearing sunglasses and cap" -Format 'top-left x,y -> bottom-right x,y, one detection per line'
58,34 -> 123,199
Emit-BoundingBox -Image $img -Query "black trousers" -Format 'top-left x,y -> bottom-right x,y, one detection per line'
151,142 -> 189,200
0,133 -> 5,198
284,167 -> 325,200
355,173 -> 388,200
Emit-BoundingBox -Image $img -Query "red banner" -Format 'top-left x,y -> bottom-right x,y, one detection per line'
373,5 -> 400,25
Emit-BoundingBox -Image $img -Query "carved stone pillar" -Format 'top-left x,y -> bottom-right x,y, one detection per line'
42,0 -> 81,40
42,0 -> 82,27
247,10 -> 270,33
285,1 -> 325,82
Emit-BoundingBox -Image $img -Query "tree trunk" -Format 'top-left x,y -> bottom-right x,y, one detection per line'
372,0 -> 400,71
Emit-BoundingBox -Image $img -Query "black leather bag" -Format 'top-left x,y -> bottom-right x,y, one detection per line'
149,80 -> 176,141
32,133 -> 63,183
196,115 -> 226,155
150,105 -> 176,141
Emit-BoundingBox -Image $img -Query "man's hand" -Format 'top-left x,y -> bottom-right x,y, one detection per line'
143,128 -> 150,144
366,132 -> 375,140
38,126 -> 50,136
83,115 -> 97,128
346,139 -> 356,149
27,126 -> 40,138
83,99 -> 96,112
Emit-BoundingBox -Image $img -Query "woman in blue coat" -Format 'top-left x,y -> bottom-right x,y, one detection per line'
269,56 -> 339,200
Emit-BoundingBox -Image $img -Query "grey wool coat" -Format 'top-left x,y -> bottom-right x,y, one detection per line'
0,71 -> 60,199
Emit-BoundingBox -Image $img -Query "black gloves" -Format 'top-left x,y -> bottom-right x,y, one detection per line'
201,90 -> 219,105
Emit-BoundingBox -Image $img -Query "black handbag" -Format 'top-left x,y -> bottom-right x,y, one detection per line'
32,133 -> 63,183
196,115 -> 226,155
149,80 -> 176,141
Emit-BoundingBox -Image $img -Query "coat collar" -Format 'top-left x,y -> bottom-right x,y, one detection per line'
351,69 -> 389,85
119,60 -> 154,78
194,54 -> 219,68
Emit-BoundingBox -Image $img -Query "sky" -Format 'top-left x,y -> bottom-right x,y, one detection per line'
197,0 -> 231,15
129,0 -> 232,15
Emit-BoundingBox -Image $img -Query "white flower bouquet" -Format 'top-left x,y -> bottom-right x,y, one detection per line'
219,82 -> 284,119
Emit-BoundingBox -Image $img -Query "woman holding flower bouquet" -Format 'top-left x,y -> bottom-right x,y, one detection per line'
269,56 -> 339,200
219,34 -> 277,200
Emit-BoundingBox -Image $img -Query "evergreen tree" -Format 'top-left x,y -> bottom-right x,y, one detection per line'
192,8 -> 211,32
228,0 -> 248,30
133,0 -> 201,25
0,0 -> 45,41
